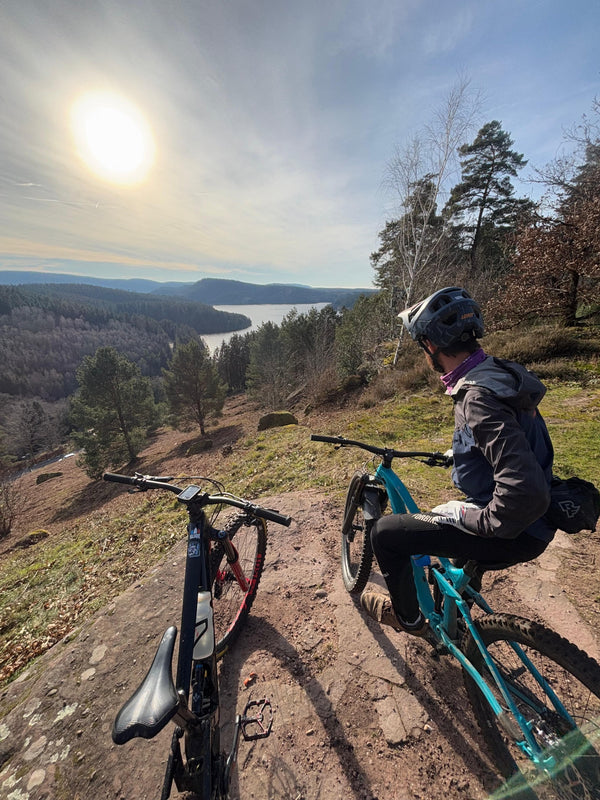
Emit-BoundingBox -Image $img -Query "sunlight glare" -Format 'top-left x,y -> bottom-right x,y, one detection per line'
70,91 -> 156,185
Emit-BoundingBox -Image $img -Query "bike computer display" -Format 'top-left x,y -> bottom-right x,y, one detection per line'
177,485 -> 202,502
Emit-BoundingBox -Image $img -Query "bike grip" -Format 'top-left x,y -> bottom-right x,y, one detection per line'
310,434 -> 343,444
103,472 -> 137,486
257,507 -> 292,527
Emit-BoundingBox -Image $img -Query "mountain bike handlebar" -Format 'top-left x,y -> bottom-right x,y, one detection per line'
102,472 -> 292,527
310,434 -> 452,468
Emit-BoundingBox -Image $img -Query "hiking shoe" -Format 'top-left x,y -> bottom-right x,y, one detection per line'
360,592 -> 428,637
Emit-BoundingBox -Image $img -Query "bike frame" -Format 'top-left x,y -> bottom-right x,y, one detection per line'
166,499 -> 221,798
372,461 -> 571,770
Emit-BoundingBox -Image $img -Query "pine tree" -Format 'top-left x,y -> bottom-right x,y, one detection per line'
214,333 -> 251,394
70,347 -> 159,478
162,338 -> 226,435
245,323 -> 288,408
445,120 -> 534,275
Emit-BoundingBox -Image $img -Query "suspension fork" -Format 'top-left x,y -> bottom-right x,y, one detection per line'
220,537 -> 249,592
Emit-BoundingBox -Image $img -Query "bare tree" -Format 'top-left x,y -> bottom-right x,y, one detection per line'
379,76 -> 482,361
493,100 -> 600,327
532,97 -> 600,206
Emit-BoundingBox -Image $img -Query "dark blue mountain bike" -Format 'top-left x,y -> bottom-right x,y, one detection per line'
103,472 -> 291,799
311,434 -> 600,800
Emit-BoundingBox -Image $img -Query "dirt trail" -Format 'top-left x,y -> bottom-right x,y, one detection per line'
2,484 -> 598,800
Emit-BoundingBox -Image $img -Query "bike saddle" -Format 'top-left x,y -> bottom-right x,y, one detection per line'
112,626 -> 179,745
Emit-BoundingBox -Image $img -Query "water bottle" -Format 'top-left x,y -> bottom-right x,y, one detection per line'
193,591 -> 214,659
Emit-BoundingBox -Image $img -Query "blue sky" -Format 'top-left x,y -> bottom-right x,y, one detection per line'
0,0 -> 598,289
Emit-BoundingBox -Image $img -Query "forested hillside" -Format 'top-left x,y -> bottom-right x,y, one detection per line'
0,283 -> 250,402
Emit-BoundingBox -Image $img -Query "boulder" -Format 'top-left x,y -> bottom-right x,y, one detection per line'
257,411 -> 298,431
36,472 -> 63,485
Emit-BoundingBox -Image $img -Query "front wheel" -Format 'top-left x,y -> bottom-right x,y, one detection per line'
210,513 -> 267,659
340,470 -> 381,594
462,613 -> 600,798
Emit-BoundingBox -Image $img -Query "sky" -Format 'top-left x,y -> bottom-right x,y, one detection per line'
0,1 -> 599,289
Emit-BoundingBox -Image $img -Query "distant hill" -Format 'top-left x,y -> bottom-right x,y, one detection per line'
0,270 -> 189,295
0,271 -> 375,307
152,277 -> 375,307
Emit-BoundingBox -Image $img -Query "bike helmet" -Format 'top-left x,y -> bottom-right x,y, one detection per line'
398,287 -> 484,349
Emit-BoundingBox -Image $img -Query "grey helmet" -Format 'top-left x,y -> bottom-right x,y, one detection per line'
398,287 -> 484,349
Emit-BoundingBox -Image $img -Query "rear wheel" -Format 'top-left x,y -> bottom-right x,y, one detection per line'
462,613 -> 600,798
340,470 -> 379,594
210,514 -> 267,659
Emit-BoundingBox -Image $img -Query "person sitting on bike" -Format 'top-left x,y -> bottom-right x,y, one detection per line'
361,286 -> 556,636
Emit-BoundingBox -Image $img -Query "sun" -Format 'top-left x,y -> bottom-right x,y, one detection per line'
70,91 -> 156,185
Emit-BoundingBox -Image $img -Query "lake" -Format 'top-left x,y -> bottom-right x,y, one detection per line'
201,303 -> 329,353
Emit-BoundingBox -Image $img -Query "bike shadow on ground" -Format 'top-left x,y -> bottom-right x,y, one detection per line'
355,575 -> 506,796
216,616 -> 383,800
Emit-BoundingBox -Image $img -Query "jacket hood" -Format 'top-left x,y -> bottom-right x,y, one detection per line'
451,356 -> 546,410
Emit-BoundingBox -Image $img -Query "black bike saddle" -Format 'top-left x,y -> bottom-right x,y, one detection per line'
112,626 -> 179,745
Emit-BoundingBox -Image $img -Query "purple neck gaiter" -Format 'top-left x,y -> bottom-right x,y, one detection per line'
440,348 -> 487,394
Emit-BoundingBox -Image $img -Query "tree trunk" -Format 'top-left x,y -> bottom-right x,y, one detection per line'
561,269 -> 580,326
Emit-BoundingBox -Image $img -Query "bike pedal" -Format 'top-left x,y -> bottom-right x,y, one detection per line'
240,698 -> 273,741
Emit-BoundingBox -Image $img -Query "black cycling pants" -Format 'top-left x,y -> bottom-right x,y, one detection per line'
370,513 -> 548,623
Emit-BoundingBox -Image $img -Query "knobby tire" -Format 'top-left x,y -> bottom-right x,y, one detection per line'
341,470 -> 376,594
461,613 -> 600,799
210,513 -> 267,659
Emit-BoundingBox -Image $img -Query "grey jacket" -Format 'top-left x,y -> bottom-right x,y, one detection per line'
450,356 -> 555,541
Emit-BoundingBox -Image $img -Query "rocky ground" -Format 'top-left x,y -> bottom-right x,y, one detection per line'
1,397 -> 599,800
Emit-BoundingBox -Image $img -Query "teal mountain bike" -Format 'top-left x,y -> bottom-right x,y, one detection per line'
311,434 -> 600,800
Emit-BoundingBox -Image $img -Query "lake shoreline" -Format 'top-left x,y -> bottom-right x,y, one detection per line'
202,302 -> 329,352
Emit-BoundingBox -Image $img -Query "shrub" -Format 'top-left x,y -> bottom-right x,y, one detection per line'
486,325 -> 600,365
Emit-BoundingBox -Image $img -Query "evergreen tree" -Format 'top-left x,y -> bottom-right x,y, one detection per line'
246,322 -> 288,408
335,293 -> 393,377
70,347 -> 159,478
162,338 -> 226,434
214,333 -> 252,394
445,120 -> 534,274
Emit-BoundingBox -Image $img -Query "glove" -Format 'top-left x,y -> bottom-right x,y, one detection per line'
430,500 -> 480,536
